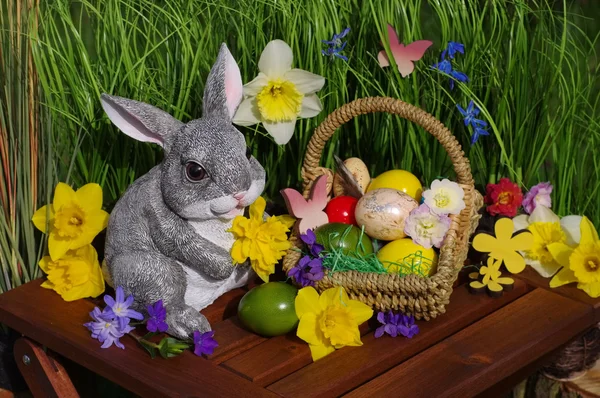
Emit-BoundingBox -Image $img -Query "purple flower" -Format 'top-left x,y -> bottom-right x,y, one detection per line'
104,286 -> 145,330
374,311 -> 401,338
398,314 -> 420,338
523,182 -> 553,214
300,229 -> 324,257
374,311 -> 420,339
146,300 -> 169,333
193,330 -> 219,356
84,307 -> 132,349
322,28 -> 350,62
441,41 -> 465,60
288,255 -> 324,287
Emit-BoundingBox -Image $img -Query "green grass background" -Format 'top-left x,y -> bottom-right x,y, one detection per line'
1,0 -> 600,291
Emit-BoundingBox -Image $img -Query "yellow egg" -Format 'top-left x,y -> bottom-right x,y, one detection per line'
366,170 -> 423,202
376,238 -> 438,276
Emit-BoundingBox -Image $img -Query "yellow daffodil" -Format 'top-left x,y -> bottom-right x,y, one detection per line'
472,217 -> 533,274
232,40 -> 325,145
39,244 -> 105,301
549,217 -> 600,297
32,183 -> 109,261
295,286 -> 373,361
512,205 -> 580,277
228,196 -> 295,282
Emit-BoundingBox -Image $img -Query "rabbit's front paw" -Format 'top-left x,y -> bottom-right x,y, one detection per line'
165,305 -> 211,340
204,256 -> 236,280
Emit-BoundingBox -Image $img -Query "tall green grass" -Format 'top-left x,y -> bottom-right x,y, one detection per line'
0,0 -> 48,293
17,0 -> 600,286
30,0 -> 600,221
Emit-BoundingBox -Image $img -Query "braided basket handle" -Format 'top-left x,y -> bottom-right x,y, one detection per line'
301,97 -> 474,192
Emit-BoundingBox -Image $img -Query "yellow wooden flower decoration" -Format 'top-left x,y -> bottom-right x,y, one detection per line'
472,217 -> 534,274
469,257 -> 515,297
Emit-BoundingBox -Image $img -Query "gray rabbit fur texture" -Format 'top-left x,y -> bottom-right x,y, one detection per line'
101,44 -> 265,340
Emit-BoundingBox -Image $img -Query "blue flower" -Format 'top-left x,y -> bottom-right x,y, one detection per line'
322,27 -> 350,62
457,100 -> 481,126
432,59 -> 452,74
471,126 -> 490,145
146,300 -> 169,333
432,60 -> 469,90
322,27 -> 350,47
441,41 -> 465,60
84,307 -> 133,349
104,286 -> 144,330
448,70 -> 469,90
457,101 -> 490,145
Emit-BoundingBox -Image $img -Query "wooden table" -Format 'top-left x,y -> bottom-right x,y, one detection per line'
0,268 -> 598,398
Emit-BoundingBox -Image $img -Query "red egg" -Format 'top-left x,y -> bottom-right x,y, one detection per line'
325,196 -> 358,225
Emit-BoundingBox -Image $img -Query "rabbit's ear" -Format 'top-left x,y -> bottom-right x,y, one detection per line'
100,94 -> 183,151
202,43 -> 243,120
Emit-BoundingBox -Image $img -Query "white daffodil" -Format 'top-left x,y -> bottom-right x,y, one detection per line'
513,205 -> 581,277
232,40 -> 325,145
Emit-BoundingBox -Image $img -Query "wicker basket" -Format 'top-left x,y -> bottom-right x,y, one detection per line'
282,97 -> 484,320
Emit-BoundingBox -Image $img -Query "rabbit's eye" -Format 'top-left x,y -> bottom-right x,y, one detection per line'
245,147 -> 252,160
185,162 -> 206,182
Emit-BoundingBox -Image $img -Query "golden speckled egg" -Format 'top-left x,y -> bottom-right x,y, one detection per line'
354,188 -> 419,240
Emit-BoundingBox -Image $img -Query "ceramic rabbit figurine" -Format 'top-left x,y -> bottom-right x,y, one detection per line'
101,44 -> 265,339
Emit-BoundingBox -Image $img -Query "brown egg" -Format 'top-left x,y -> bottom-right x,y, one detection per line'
333,157 -> 370,197
355,188 -> 419,241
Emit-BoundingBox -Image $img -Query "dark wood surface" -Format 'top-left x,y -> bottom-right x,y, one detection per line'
0,280 -> 277,398
344,289 -> 594,398
0,275 -> 598,398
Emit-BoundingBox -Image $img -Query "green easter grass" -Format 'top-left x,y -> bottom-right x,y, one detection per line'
318,226 -> 433,277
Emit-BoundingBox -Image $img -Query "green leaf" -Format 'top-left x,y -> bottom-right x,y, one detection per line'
139,341 -> 157,359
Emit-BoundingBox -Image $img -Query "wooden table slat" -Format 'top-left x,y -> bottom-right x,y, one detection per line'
267,279 -> 530,398
515,267 -> 600,322
221,320 -> 371,387
344,288 -> 595,398
208,317 -> 266,364
202,287 -> 247,325
0,280 -> 277,398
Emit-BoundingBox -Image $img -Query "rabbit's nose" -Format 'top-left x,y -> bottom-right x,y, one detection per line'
233,192 -> 246,201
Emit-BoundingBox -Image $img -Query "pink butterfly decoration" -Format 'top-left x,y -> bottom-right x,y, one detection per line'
377,23 -> 433,78
280,175 -> 329,234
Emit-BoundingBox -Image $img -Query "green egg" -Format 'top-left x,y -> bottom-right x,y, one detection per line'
237,282 -> 299,337
314,223 -> 374,257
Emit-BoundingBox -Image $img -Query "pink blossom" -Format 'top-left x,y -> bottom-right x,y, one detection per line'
404,204 -> 451,249
522,182 -> 552,214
